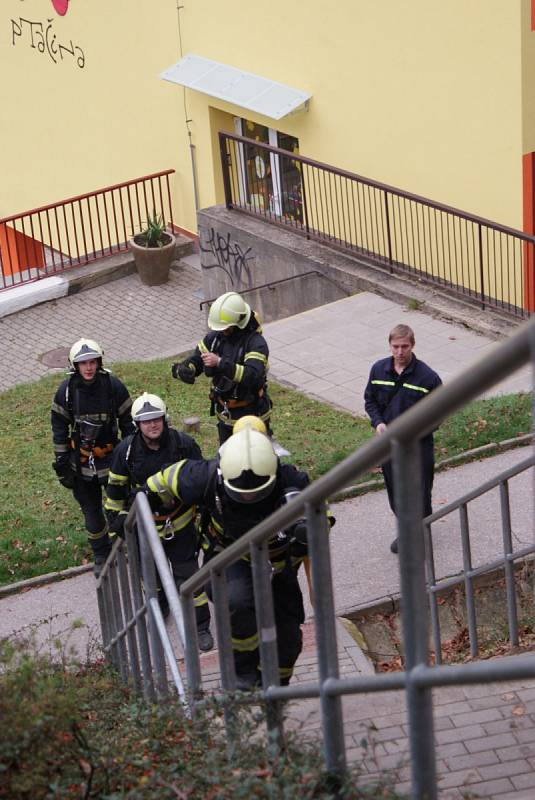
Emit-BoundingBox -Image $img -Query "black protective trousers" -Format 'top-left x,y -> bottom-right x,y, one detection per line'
157,525 -> 210,633
72,476 -> 110,558
210,558 -> 304,684
381,438 -> 435,518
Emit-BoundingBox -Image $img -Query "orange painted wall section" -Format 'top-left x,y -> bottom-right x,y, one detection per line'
0,224 -> 45,276
522,153 -> 535,311
532,0 -> 535,30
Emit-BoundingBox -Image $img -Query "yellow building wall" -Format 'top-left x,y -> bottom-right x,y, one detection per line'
0,0 -> 526,239
180,0 -> 523,230
522,0 -> 535,154
1,0 -> 192,228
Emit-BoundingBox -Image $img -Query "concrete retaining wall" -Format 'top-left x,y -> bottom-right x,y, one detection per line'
197,205 -> 518,338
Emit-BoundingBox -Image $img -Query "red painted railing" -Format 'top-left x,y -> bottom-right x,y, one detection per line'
0,170 -> 175,290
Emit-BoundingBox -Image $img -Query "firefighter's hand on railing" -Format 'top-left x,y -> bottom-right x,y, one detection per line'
172,361 -> 196,384
108,512 -> 126,539
52,456 -> 75,490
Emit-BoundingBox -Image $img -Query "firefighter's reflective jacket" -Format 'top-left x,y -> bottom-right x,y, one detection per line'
364,355 -> 442,444
182,312 -> 271,426
105,427 -> 202,537
146,458 -> 322,571
51,370 -> 134,482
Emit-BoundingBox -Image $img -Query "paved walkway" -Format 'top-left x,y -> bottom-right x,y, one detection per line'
1,268 -> 535,797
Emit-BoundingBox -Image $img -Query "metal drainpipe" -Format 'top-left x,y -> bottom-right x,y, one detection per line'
189,129 -> 200,212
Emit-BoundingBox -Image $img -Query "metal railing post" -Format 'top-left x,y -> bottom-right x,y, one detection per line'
180,591 -> 203,700
124,523 -> 156,702
250,540 -> 283,753
138,525 -> 168,699
306,500 -> 346,777
384,189 -> 393,271
500,480 -> 519,647
392,438 -> 437,800
459,504 -> 478,658
219,132 -> 233,209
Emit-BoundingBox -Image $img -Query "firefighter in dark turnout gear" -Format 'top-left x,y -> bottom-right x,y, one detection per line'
51,339 -> 134,577
364,324 -> 442,554
145,425 -> 320,689
105,392 -> 213,652
171,291 -> 271,444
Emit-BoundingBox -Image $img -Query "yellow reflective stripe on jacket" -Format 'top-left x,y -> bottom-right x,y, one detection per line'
371,379 -> 396,387
108,470 -> 129,485
165,460 -> 187,497
233,364 -> 244,382
147,462 -> 186,503
232,632 -> 259,653
403,383 -> 429,394
198,340 -> 209,355
157,506 -> 195,534
244,351 -> 268,365
105,497 -> 125,512
209,515 -> 224,535
51,401 -> 72,421
194,591 -> 209,608
117,397 -> 132,416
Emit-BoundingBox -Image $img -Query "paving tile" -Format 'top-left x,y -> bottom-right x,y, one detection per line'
477,758 -> 533,781
464,777 -> 514,796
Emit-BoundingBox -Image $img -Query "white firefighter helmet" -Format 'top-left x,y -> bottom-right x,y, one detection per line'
232,415 -> 268,436
208,292 -> 251,331
69,338 -> 104,367
132,392 -> 168,425
219,427 -> 277,503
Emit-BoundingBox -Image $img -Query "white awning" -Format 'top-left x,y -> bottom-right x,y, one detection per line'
159,54 -> 311,121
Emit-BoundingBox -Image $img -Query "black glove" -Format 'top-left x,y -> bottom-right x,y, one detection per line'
172,361 -> 196,384
108,513 -> 126,539
52,456 -> 75,490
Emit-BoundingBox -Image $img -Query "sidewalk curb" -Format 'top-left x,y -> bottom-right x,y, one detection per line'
2,437 -> 532,599
0,563 -> 93,599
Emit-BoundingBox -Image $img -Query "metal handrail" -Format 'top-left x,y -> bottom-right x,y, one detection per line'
176,316 -> 535,799
198,269 -> 349,310
219,131 -> 535,319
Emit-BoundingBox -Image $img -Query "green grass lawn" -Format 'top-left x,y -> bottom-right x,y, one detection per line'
0,357 -> 531,585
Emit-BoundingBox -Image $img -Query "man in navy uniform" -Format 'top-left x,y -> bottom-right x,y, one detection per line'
364,324 -> 442,554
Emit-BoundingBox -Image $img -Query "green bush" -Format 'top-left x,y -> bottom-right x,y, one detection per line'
0,628 -> 406,799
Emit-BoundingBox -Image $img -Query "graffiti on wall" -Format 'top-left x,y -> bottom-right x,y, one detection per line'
200,227 -> 255,288
11,14 -> 84,68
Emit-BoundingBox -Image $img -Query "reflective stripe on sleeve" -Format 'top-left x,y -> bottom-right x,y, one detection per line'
108,471 -> 129,485
117,397 -> 132,416
52,402 -> 72,421
244,351 -> 268,365
402,383 -> 429,393
233,364 -> 244,382
370,380 -> 396,387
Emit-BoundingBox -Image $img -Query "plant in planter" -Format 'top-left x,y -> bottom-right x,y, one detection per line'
128,211 -> 176,286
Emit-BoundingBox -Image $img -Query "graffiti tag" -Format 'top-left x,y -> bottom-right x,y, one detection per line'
199,227 -> 254,287
11,16 -> 85,68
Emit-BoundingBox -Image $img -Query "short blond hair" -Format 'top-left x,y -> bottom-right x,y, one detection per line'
388,324 -> 415,345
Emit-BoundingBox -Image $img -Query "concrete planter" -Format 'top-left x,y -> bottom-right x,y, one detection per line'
128,232 -> 176,286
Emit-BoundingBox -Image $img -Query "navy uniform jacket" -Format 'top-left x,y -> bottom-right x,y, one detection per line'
364,355 -> 442,447
147,458 -> 310,567
181,312 -> 271,424
105,427 -> 202,535
51,370 -> 134,481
